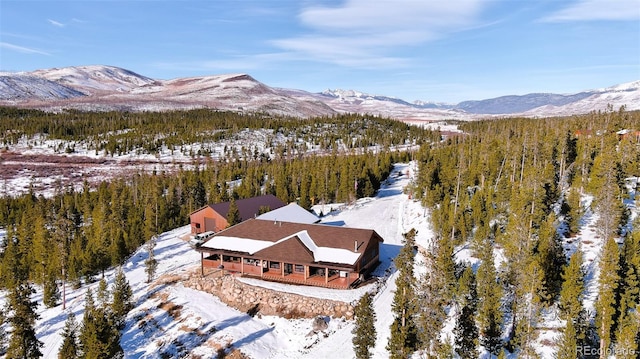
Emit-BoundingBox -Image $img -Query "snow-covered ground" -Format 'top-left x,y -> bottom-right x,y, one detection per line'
0,162 -> 435,359
2,164 -> 636,358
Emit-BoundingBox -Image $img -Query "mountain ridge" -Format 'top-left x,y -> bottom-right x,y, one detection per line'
1,65 -> 638,119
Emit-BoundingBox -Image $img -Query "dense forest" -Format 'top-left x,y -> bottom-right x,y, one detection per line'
1,106 -> 640,357
0,108 -> 431,357
385,106 -> 640,357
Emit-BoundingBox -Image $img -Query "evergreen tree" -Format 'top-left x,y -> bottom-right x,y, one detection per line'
454,266 -> 479,359
565,188 -> 583,236
555,318 -> 579,359
111,267 -> 133,330
43,266 -> 61,308
387,229 -> 418,359
96,278 -> 110,308
58,312 -> 80,359
614,309 -> 639,358
476,239 -> 503,357
6,282 -> 43,358
558,250 -> 585,321
595,237 -> 621,358
352,292 -> 377,359
144,236 -> 158,284
226,198 -> 241,227
79,288 -> 123,359
535,213 -> 565,302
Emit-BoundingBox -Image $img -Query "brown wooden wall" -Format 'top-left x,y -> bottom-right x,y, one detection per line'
190,207 -> 228,234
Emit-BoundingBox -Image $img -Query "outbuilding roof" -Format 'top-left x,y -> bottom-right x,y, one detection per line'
192,194 -> 286,221
256,202 -> 320,224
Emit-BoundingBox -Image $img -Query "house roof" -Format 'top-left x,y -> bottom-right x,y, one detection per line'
198,219 -> 383,266
256,203 -> 320,224
194,194 -> 286,221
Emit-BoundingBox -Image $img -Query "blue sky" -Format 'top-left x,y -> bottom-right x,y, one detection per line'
1,0 -> 639,103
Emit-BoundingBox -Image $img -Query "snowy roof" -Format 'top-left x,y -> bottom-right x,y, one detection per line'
201,229 -> 361,265
198,219 -> 382,266
256,203 -> 320,224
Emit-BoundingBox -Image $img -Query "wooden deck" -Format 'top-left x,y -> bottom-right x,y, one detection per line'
202,258 -> 355,289
256,272 -> 351,289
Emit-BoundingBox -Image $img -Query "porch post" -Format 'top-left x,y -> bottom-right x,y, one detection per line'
200,252 -> 204,276
325,267 -> 329,284
304,265 -> 308,280
281,261 -> 284,276
241,256 -> 244,274
261,259 -> 264,278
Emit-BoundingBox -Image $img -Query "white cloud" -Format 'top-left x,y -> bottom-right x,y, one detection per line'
0,42 -> 50,56
542,0 -> 640,22
47,19 -> 65,27
272,0 -> 484,68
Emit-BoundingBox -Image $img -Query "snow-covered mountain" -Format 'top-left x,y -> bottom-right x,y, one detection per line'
0,65 -> 638,119
31,65 -> 158,94
0,66 -> 335,118
0,73 -> 85,101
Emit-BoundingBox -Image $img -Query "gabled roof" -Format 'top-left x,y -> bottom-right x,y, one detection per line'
199,219 -> 383,266
256,203 -> 320,224
193,194 -> 286,221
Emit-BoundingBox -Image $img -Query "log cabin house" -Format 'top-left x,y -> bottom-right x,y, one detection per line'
195,219 -> 384,289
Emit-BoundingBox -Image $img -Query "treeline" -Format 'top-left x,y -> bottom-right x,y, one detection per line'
0,107 -> 437,156
392,107 -> 640,357
0,108 -> 418,357
0,149 -> 404,290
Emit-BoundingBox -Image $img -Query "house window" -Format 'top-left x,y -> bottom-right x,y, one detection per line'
195,223 -> 201,229
223,255 -> 240,263
269,262 -> 280,269
294,265 -> 304,273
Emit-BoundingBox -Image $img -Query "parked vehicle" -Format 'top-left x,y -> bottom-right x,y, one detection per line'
189,231 -> 214,247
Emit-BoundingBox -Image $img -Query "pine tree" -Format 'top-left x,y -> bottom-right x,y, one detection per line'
454,266 -> 478,359
614,309 -> 639,358
476,238 -> 503,357
555,318 -> 578,359
144,236 -> 158,284
96,278 -> 110,308
111,267 -> 133,330
352,292 -> 377,359
565,188 -> 583,235
535,213 -> 565,302
558,250 -> 585,321
58,312 -> 80,359
226,198 -> 241,227
6,282 -> 43,358
80,288 -> 123,359
43,265 -> 60,308
595,237 -> 621,358
387,229 -> 418,359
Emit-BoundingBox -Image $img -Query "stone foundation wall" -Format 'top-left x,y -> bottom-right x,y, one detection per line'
184,273 -> 355,320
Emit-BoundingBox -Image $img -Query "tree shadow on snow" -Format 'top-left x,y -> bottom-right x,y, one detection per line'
231,326 -> 275,351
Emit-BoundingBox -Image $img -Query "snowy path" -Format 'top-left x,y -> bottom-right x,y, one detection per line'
306,163 -> 429,358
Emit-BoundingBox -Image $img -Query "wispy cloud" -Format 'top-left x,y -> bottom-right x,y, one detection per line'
48,19 -> 65,27
542,0 -> 640,22
0,42 -> 50,56
152,52 -> 297,74
271,0 -> 485,68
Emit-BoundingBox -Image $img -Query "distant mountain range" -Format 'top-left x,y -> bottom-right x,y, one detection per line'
1,65 -> 638,120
